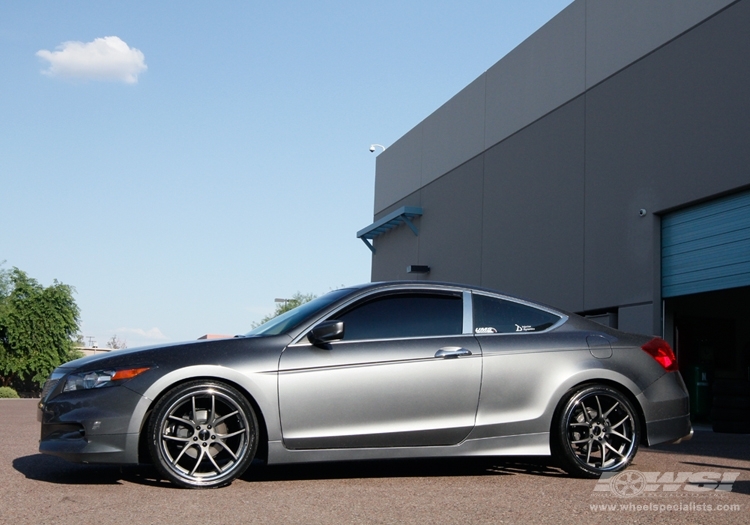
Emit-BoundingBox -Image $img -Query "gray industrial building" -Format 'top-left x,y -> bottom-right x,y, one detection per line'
358,0 -> 750,422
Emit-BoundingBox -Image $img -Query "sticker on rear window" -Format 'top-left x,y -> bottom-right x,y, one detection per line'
475,327 -> 497,334
515,324 -> 535,332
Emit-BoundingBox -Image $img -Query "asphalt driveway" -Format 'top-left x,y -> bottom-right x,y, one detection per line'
3,399 -> 747,524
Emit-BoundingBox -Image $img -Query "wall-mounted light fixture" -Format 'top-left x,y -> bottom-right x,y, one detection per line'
638,209 -> 647,217
407,265 -> 430,274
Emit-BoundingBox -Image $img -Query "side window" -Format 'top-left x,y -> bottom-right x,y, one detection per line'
473,294 -> 560,334
335,293 -> 463,341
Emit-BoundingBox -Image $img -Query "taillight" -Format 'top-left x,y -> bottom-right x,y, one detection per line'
641,337 -> 678,372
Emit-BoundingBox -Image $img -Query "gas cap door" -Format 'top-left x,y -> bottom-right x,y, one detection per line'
587,335 -> 613,359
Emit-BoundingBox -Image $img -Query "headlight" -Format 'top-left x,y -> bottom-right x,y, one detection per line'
63,367 -> 150,392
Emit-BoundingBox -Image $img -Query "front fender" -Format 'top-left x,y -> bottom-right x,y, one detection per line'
125,364 -> 280,441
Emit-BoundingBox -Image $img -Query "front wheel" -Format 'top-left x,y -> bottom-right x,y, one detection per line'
553,385 -> 640,478
147,380 -> 258,488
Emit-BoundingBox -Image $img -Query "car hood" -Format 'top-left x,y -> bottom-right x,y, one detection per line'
58,336 -> 273,372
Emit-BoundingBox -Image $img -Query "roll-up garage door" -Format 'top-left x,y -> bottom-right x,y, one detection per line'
662,189 -> 750,298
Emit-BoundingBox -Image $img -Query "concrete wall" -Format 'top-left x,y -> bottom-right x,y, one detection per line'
368,0 -> 750,336
480,97 -> 585,312
373,0 -> 737,215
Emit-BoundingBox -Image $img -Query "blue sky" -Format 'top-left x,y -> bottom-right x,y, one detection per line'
1,0 -> 572,347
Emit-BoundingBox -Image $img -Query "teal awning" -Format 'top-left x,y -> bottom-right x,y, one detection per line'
356,206 -> 423,253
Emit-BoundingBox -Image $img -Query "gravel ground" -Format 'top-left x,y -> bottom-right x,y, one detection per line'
2,399 -> 747,525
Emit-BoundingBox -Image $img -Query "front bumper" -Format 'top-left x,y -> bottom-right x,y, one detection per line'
39,384 -> 145,464
39,431 -> 141,464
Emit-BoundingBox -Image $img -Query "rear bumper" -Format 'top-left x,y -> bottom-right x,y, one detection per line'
669,426 -> 694,444
637,371 -> 692,446
645,414 -> 692,446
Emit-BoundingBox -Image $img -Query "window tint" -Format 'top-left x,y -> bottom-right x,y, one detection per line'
335,293 -> 463,341
473,294 -> 560,334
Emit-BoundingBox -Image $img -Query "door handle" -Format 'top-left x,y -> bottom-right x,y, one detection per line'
434,347 -> 472,359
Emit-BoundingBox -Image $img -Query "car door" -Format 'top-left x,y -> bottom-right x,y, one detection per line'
278,290 -> 482,449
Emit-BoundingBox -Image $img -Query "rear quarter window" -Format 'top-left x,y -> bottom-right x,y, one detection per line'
473,294 -> 561,334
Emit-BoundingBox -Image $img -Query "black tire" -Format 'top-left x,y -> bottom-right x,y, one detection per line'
712,420 -> 750,434
147,380 -> 258,488
553,385 -> 640,478
710,407 -> 750,422
712,380 -> 750,397
712,395 -> 750,410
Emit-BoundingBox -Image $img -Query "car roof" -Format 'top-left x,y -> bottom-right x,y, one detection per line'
348,281 -> 569,315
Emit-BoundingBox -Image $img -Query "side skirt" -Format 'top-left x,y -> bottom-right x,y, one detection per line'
266,432 -> 550,465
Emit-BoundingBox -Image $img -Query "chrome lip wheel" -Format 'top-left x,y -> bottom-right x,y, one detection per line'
158,387 -> 251,485
565,391 -> 636,472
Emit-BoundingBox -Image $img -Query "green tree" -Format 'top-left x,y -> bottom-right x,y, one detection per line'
0,262 -> 10,300
0,267 -> 81,387
73,333 -> 85,347
107,334 -> 128,349
253,292 -> 317,328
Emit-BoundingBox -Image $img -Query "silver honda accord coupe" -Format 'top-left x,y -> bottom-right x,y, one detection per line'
39,281 -> 691,488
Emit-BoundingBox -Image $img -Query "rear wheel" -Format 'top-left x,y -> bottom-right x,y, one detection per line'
148,381 -> 258,488
553,385 -> 639,478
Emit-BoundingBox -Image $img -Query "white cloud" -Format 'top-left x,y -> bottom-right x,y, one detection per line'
116,327 -> 168,340
104,327 -> 169,348
36,36 -> 147,84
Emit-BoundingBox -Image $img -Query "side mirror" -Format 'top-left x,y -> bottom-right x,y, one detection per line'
308,320 -> 345,345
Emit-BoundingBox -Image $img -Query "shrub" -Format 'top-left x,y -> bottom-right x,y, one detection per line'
0,386 -> 20,399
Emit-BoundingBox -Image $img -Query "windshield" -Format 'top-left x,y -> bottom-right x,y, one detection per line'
246,288 -> 353,336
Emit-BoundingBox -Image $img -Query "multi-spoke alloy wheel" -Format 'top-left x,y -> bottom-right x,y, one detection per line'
554,385 -> 639,478
148,381 -> 258,488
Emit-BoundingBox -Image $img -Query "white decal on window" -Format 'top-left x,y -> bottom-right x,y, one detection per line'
475,327 -> 498,334
515,324 -> 535,332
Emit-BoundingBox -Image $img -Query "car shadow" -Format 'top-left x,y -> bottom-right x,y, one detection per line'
12,453 -> 566,487
729,480 -> 750,495
243,456 -> 567,482
12,454 -> 168,488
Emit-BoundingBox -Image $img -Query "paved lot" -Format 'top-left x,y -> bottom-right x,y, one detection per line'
2,399 -> 748,524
